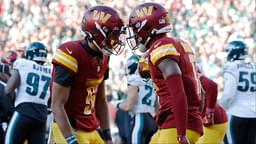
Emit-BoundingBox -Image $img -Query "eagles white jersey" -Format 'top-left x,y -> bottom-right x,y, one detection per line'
223,60 -> 256,117
127,73 -> 157,115
13,58 -> 52,107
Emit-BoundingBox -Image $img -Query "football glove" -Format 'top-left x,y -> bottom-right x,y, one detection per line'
65,135 -> 78,144
177,135 -> 190,144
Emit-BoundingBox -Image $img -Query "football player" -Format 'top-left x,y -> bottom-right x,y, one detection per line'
219,40 -> 256,144
0,50 -> 18,82
3,42 -> 52,144
51,5 -> 125,144
126,2 -> 203,144
0,50 -> 17,143
116,54 -> 157,144
196,66 -> 228,144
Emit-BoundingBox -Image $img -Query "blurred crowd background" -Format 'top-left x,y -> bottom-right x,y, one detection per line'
0,0 -> 255,96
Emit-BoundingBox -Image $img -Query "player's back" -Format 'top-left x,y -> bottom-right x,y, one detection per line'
14,58 -> 52,107
224,60 -> 256,117
127,73 -> 157,115
12,58 -> 52,122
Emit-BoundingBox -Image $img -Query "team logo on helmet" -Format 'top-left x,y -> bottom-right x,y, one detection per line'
92,10 -> 112,24
136,6 -> 154,18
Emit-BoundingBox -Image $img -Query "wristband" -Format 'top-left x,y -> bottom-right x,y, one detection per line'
65,135 -> 78,144
102,129 -> 112,141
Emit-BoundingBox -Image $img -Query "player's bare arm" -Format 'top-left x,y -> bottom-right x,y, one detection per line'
5,69 -> 20,95
51,82 -> 73,137
95,81 -> 112,143
119,85 -> 138,111
158,58 -> 181,78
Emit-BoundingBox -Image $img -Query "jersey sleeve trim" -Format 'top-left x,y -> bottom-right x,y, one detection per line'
53,49 -> 78,73
150,44 -> 180,65
86,77 -> 104,87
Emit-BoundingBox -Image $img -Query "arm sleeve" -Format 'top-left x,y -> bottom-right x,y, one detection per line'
165,74 -> 187,135
54,65 -> 74,86
219,72 -> 237,110
200,76 -> 218,109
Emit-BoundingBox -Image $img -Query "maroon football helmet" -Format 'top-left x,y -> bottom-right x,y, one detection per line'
81,5 -> 125,55
127,2 -> 172,52
1,50 -> 18,66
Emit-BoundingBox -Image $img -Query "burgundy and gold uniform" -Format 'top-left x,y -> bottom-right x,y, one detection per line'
199,75 -> 228,124
197,75 -> 228,144
52,40 -> 109,130
51,40 -> 109,143
148,37 -> 203,143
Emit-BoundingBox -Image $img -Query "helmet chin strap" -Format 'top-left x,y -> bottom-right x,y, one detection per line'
92,40 -> 112,56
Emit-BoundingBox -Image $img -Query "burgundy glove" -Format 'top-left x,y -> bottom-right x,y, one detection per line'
177,135 -> 190,144
203,108 -> 215,126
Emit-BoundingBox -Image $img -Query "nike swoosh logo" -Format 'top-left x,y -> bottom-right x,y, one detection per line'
66,47 -> 72,54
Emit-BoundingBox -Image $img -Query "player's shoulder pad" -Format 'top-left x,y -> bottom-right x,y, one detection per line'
13,58 -> 29,70
149,38 -> 180,65
223,61 -> 237,75
52,41 -> 79,73
178,38 -> 194,51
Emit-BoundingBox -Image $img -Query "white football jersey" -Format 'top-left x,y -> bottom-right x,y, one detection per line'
13,58 -> 52,107
223,60 -> 256,117
127,73 -> 157,115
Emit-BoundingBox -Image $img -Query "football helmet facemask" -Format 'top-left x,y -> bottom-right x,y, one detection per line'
81,5 -> 125,56
25,42 -> 47,64
225,40 -> 247,61
126,2 -> 172,52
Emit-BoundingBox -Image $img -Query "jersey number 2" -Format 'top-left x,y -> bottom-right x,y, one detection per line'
26,72 -> 51,99
142,85 -> 153,106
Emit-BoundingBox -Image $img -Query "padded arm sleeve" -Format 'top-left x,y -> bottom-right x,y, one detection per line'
165,74 -> 188,135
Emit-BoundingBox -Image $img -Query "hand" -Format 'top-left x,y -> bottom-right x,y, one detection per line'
105,140 -> 113,144
203,108 -> 215,126
177,135 -> 190,144
65,135 -> 78,144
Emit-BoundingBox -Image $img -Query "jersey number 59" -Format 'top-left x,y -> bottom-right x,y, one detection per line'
238,71 -> 256,92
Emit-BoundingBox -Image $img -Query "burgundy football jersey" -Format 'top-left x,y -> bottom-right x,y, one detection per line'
147,36 -> 203,134
200,75 -> 228,124
52,40 -> 109,131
